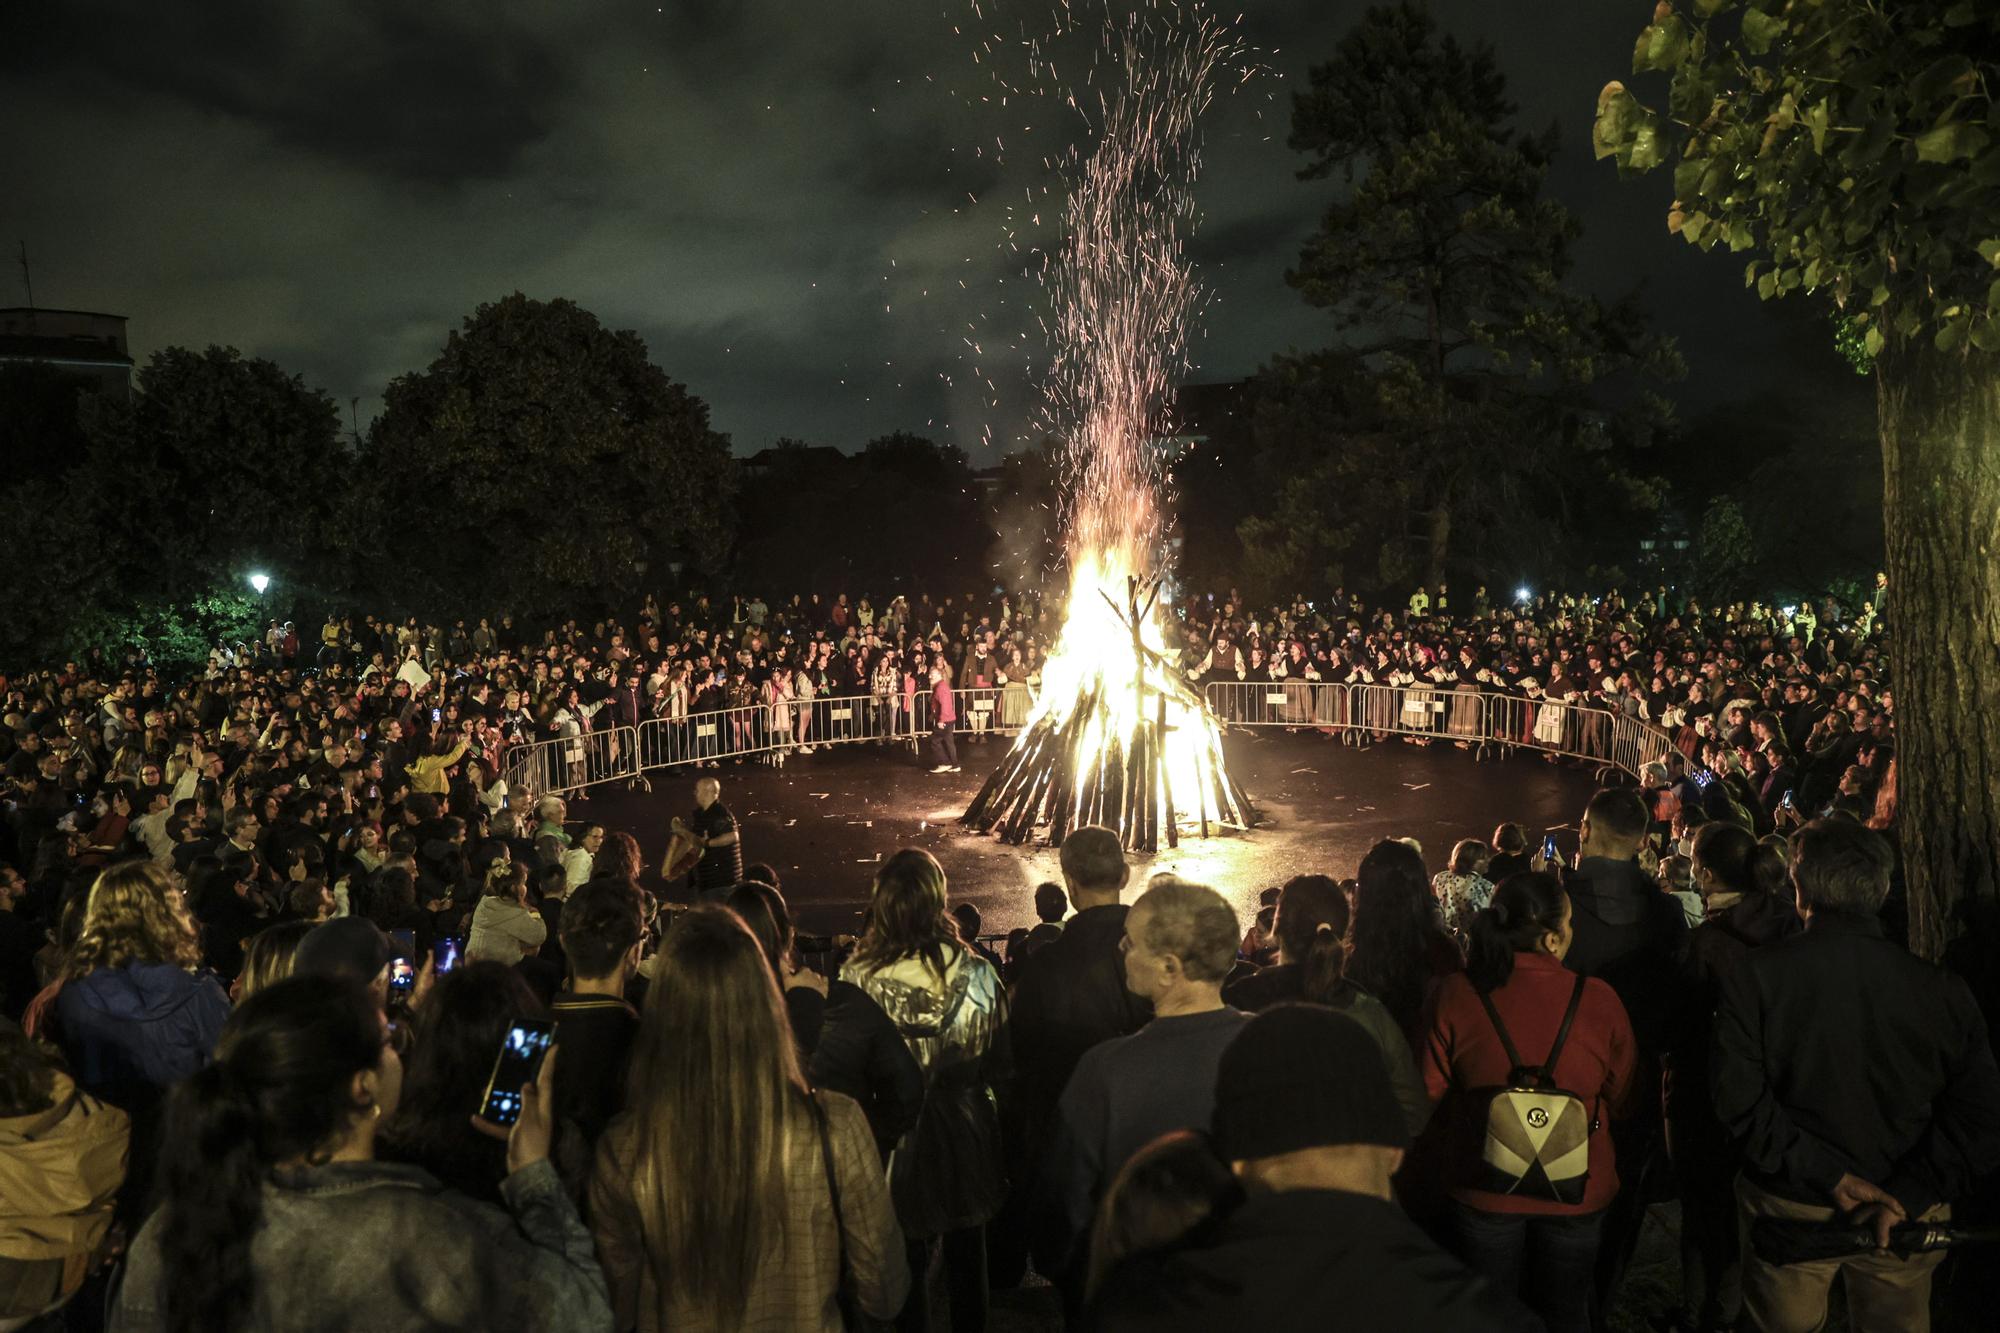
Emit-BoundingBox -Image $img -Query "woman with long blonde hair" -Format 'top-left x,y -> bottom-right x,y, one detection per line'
590,905 -> 907,1331
840,849 -> 1009,1333
53,861 -> 230,1171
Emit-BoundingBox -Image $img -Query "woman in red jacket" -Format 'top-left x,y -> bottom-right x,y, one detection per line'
1421,872 -> 1636,1333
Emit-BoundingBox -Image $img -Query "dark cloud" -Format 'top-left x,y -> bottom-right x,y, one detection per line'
1,1 -> 1842,462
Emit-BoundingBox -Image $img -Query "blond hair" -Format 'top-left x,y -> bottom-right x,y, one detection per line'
66,861 -> 203,978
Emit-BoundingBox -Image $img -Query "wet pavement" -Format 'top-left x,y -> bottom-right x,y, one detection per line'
575,728 -> 1604,938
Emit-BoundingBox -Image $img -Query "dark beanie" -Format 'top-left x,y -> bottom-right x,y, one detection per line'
294,917 -> 396,985
1212,1004 -> 1408,1160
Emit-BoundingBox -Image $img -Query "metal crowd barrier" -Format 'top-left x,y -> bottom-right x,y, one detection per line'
1201,679 -> 1674,784
499,686 -> 1035,796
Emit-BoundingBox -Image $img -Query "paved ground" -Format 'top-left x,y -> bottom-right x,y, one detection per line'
578,728 -> 1604,936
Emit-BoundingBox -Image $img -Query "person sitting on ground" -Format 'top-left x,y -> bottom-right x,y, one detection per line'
1087,1005 -> 1534,1331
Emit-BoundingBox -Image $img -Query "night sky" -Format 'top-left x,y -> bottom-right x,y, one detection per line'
3,2 -> 1829,458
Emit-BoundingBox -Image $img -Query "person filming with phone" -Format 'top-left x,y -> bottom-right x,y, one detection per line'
109,975 -> 609,1331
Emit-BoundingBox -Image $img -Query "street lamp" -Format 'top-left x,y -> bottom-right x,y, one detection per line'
248,573 -> 271,596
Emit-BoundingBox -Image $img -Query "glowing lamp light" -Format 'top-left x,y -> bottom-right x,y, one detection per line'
248,573 -> 271,595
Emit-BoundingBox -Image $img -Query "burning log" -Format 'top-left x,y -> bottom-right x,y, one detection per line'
960,575 -> 1252,850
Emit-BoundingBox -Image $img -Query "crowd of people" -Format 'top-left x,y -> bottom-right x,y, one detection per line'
5,571 -> 1988,1333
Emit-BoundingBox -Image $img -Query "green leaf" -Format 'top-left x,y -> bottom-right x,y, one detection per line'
1695,0 -> 1734,15
1593,82 -> 1639,161
1634,16 -> 1688,73
1944,1 -> 1979,26
1757,270 -> 1777,300
1628,121 -> 1665,171
1863,325 -> 1885,358
1807,101 -> 1831,156
1915,123 -> 1990,164
1973,320 -> 2000,353
1989,276 -> 2000,314
1936,318 -> 1966,352
1741,9 -> 1785,55
1980,240 -> 2000,267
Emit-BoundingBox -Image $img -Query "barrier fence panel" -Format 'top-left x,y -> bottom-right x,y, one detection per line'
505,685 -> 1045,796
500,725 -> 641,798
1204,681 -> 1675,783
1202,680 -> 1353,730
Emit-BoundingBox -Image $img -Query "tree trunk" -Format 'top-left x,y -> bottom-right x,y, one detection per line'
1426,502 -> 1452,589
1875,337 -> 2000,965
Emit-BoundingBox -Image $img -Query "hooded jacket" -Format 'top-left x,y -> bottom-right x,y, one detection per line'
1560,856 -> 1688,1059
0,1071 -> 129,1261
53,963 -> 229,1113
1665,890 -> 1799,1121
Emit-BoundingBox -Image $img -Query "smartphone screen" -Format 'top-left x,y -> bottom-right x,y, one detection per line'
431,707 -> 442,723
432,936 -> 461,976
386,956 -> 415,999
477,1019 -> 555,1127
1541,833 -> 1560,863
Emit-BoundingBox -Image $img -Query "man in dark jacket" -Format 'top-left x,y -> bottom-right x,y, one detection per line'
1008,827 -> 1150,1147
1558,787 -> 1688,1315
1714,819 -> 2000,1333
1088,1006 -> 1533,1332
1005,826 -> 1148,1289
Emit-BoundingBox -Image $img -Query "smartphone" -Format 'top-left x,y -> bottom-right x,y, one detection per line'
386,956 -> 415,1000
432,936 -> 462,976
431,707 -> 442,723
1780,789 -> 1796,812
476,1019 -> 555,1127
1541,833 -> 1560,864
389,928 -> 417,959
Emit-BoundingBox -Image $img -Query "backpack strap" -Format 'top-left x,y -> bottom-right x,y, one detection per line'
1541,975 -> 1588,1087
1476,972 -> 1588,1090
1475,987 -> 1529,1077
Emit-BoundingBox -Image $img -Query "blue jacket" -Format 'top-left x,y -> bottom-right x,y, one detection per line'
54,963 -> 229,1112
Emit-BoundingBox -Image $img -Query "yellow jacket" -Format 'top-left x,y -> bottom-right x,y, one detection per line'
0,1071 -> 129,1261
404,740 -> 468,795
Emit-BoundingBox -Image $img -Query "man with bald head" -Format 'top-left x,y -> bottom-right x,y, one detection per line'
683,775 -> 741,901
1035,874 -> 1247,1305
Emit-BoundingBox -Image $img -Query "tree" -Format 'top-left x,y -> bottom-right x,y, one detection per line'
1277,1 -> 1679,588
70,346 -> 349,605
733,432 -> 993,593
365,294 -> 736,620
1594,1 -> 2000,963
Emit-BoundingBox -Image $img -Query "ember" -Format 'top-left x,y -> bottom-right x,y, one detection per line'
963,2 -> 1253,851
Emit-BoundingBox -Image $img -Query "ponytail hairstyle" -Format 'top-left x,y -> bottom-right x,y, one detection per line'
1464,872 -> 1570,994
1271,874 -> 1349,1004
158,976 -> 386,1333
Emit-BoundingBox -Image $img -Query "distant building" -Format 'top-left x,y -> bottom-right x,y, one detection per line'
0,307 -> 133,398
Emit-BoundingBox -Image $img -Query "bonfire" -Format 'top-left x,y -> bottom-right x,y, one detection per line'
962,2 -> 1253,851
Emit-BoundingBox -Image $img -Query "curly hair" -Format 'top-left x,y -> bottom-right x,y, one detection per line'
66,861 -> 203,978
